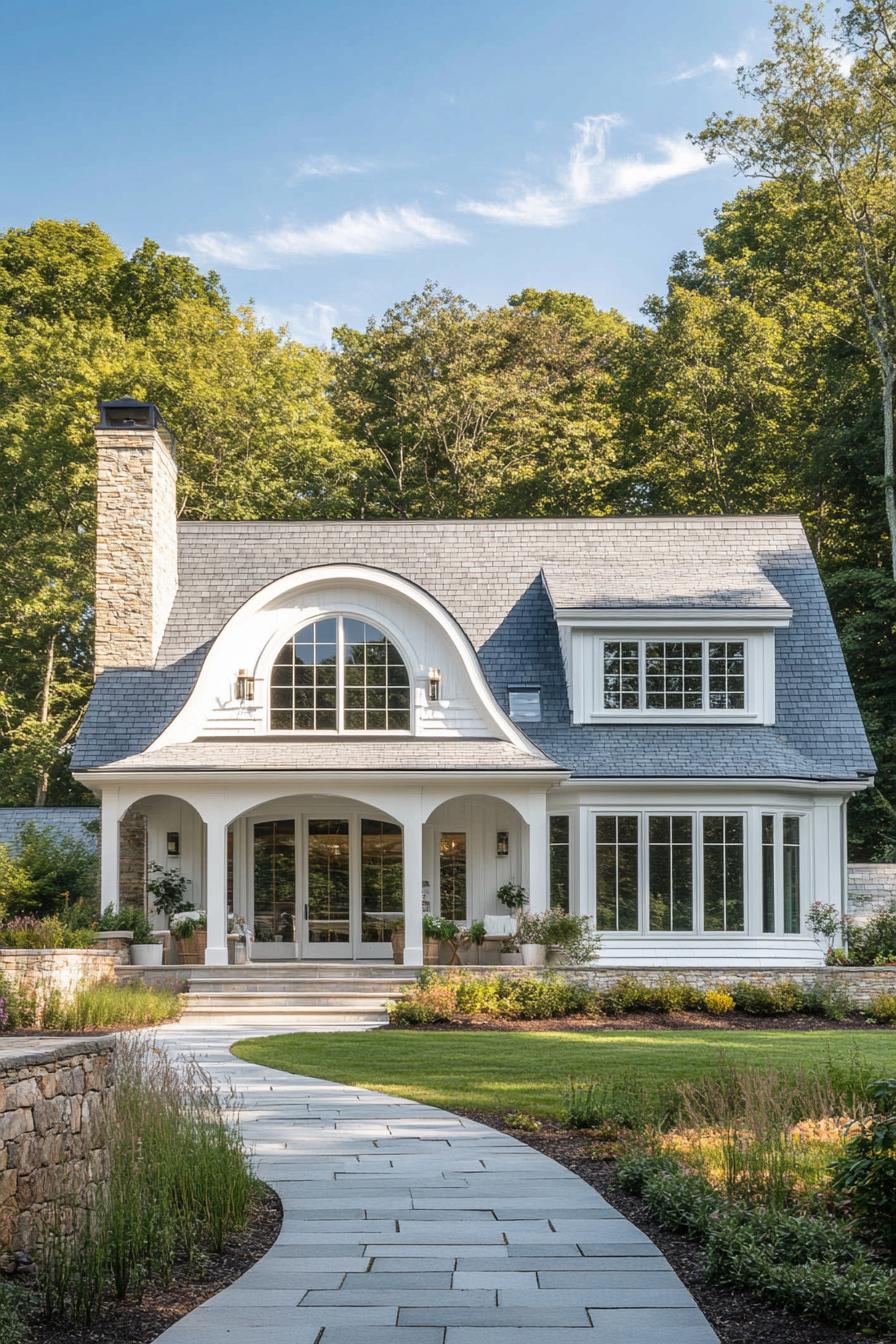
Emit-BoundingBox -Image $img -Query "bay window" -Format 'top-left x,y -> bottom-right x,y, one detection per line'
701,815 -> 744,932
648,815 -> 694,931
595,815 -> 639,930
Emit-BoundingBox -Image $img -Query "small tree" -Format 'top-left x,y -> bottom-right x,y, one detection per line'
147,863 -> 191,924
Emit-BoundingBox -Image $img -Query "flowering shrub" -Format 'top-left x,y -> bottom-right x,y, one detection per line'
703,989 -> 735,1015
0,915 -> 94,949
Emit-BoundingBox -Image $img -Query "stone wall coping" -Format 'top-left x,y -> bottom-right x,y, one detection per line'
93,930 -> 133,942
432,963 -> 895,975
848,863 -> 896,871
0,947 -> 118,959
0,1034 -> 114,1070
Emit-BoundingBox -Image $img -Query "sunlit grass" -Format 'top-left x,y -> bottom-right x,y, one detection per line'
232,1028 -> 896,1120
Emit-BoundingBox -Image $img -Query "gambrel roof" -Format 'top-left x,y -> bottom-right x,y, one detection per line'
73,515 -> 875,782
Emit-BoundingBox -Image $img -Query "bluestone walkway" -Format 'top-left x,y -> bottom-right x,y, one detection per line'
153,1024 -> 718,1344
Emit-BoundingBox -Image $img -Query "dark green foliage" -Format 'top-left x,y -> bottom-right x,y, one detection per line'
1,823 -> 97,918
800,978 -> 854,1022
846,900 -> 896,965
388,971 -> 597,1024
727,979 -> 803,1016
98,902 -> 154,944
563,1075 -> 675,1130
617,1149 -> 896,1332
599,975 -> 703,1016
830,1078 -> 896,1257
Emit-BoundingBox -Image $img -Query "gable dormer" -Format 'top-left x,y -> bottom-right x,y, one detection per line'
542,563 -> 792,727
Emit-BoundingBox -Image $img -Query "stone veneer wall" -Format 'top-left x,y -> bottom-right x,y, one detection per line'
118,807 -> 148,908
0,950 -> 117,1020
94,425 -> 178,674
0,1038 -> 115,1252
848,863 -> 896,922
445,964 -> 896,1007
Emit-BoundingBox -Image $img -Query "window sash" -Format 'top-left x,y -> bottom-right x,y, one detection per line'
549,815 -> 571,913
599,638 -> 747,714
701,815 -> 745,932
270,616 -> 412,733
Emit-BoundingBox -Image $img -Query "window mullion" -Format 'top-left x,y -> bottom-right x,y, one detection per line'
337,616 -> 344,733
639,639 -> 645,710
702,639 -> 709,713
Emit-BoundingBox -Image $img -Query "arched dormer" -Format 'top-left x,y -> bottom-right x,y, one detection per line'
270,616 -> 412,733
150,563 -> 539,754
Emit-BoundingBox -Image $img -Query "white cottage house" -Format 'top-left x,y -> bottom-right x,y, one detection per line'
72,400 -> 875,968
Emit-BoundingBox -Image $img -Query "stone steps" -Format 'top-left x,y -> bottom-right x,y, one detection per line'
176,960 -> 416,1024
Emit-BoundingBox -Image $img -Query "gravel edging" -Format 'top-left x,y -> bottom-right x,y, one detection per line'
464,1113 -> 894,1344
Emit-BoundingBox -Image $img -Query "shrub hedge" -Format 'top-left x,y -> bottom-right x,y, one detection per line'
388,970 -> 892,1025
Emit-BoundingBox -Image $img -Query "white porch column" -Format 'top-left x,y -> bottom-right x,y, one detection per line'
525,793 -> 549,914
100,788 -> 121,914
203,810 -> 229,966
402,808 -> 424,967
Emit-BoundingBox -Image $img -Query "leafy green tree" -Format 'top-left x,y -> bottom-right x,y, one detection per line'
697,1 -> 896,577
332,284 -> 631,518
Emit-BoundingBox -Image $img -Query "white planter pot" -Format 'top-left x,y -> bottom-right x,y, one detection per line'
130,942 -> 164,967
520,943 -> 547,967
500,951 -> 523,966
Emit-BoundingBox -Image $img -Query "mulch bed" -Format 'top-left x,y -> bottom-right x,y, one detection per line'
392,1009 -> 893,1031
468,1112 -> 893,1344
22,1184 -> 282,1344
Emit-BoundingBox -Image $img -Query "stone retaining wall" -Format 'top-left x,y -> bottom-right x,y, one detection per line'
0,1038 -> 114,1252
439,964 -> 896,1006
0,949 -> 117,1019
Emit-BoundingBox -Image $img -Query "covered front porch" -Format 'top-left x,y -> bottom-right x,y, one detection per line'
97,775 -> 557,966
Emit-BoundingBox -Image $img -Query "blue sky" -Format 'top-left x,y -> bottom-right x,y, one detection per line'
1,0 -> 773,343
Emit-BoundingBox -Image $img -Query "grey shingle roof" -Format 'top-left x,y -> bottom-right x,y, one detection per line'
73,516 -> 875,782
94,739 -> 559,773
541,562 -> 790,611
0,807 -> 99,852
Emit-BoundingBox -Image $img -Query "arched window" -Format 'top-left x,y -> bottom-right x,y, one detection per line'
270,617 -> 412,732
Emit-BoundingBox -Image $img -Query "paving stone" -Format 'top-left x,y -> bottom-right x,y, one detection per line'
150,1025 -> 718,1344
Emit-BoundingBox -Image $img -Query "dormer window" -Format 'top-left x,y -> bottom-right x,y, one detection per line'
601,639 -> 746,713
270,617 -> 411,732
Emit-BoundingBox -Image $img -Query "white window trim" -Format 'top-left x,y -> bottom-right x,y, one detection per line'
572,628 -> 776,725
267,611 -> 416,737
589,806 -> 809,938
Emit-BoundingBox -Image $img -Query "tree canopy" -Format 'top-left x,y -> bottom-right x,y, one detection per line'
3,0 -> 896,858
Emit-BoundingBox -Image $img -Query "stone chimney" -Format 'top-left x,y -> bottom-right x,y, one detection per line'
94,399 -> 178,674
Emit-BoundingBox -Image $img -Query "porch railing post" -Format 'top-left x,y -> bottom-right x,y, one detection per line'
402,809 -> 424,967
204,811 -> 229,966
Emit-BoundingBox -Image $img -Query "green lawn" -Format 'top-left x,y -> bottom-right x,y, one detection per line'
232,1028 -> 896,1119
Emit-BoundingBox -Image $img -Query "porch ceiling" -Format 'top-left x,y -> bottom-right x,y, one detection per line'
82,736 -> 562,773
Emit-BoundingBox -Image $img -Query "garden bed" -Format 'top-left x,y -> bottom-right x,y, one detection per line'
392,1009 -> 895,1031
15,1183 -> 282,1344
486,1116 -> 885,1344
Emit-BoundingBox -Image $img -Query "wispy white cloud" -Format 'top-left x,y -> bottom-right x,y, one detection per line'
254,300 -> 338,346
671,49 -> 747,81
459,114 -> 709,229
289,154 -> 372,182
182,206 -> 465,268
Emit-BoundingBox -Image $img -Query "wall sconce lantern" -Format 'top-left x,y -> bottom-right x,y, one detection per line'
235,668 -> 255,701
428,667 -> 442,701
166,831 -> 180,856
496,830 -> 509,856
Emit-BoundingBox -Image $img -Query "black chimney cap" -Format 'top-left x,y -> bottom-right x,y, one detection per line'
96,399 -> 175,455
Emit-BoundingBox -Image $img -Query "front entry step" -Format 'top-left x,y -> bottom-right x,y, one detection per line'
175,960 -> 416,1024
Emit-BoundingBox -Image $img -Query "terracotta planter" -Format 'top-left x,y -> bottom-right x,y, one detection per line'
391,928 -> 405,964
175,929 -> 207,965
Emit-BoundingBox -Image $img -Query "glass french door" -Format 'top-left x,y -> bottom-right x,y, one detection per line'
251,814 -> 404,959
251,820 -> 298,959
303,819 -> 352,956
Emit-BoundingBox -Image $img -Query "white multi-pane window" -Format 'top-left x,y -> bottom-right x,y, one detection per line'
701,815 -> 745,932
271,617 -> 411,732
600,639 -> 746,713
592,810 -> 803,937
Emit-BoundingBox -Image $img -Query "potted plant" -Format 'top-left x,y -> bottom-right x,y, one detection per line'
422,915 -> 459,965
496,882 -> 527,965
459,919 -> 486,965
148,864 -> 192,963
170,911 -> 207,965
391,917 -> 405,965
99,904 -> 162,966
541,908 -> 602,966
516,912 -> 550,967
